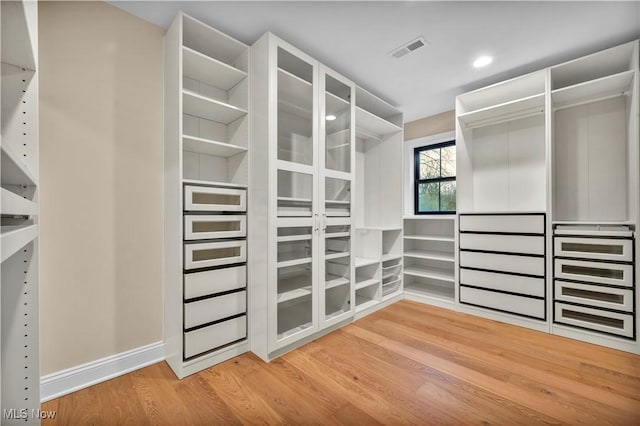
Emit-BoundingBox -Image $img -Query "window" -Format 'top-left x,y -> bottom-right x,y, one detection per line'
414,141 -> 456,214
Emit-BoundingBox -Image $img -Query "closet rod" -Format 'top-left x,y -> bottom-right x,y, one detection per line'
553,90 -> 630,112
462,108 -> 544,130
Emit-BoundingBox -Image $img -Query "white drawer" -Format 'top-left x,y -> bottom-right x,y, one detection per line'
460,286 -> 545,319
554,302 -> 634,338
554,258 -> 633,287
460,233 -> 544,255
184,290 -> 246,329
184,265 -> 246,300
184,315 -> 246,359
459,214 -> 544,234
554,237 -> 633,262
184,185 -> 246,212
460,251 -> 544,276
554,280 -> 633,312
184,215 -> 246,240
185,240 -> 246,270
460,268 -> 545,297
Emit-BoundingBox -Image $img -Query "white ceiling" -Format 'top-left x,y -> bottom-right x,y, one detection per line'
111,1 -> 640,122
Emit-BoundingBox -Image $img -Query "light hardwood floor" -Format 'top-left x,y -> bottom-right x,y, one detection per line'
42,301 -> 640,425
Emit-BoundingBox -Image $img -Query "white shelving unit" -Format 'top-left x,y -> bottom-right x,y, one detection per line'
164,12 -> 250,379
1,0 -> 40,421
403,217 -> 456,307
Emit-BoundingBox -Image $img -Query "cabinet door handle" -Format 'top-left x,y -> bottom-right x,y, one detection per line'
314,214 -> 319,232
322,214 -> 327,231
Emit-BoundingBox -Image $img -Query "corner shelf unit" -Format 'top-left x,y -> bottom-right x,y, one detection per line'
403,217 -> 456,306
1,0 -> 40,419
164,12 -> 250,379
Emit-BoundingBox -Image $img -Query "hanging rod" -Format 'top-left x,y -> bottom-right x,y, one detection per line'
553,90 -> 630,112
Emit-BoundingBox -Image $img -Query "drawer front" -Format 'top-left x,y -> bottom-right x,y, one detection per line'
460,268 -> 545,297
554,258 -> 633,287
554,280 -> 633,312
554,237 -> 633,262
184,290 -> 246,329
184,215 -> 246,240
185,240 -> 246,270
460,286 -> 545,319
460,251 -> 544,276
554,302 -> 634,338
184,315 -> 247,359
184,265 -> 246,300
184,185 -> 246,212
460,233 -> 544,255
459,214 -> 544,234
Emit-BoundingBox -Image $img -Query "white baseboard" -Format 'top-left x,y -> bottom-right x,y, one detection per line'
40,341 -> 165,402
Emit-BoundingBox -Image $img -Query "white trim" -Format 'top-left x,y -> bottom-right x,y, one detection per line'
40,341 -> 165,402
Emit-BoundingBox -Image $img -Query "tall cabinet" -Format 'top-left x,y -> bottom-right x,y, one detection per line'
452,40 -> 639,353
164,13 -> 250,378
250,33 -> 356,360
1,0 -> 40,421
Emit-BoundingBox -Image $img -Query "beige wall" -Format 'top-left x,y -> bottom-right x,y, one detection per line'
39,1 -> 165,374
404,110 -> 455,141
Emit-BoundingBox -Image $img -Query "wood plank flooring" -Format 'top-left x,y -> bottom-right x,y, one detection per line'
42,301 -> 640,425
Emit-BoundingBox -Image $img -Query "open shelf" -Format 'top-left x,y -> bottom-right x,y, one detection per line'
1,145 -> 37,187
0,188 -> 36,217
1,1 -> 36,71
551,70 -> 634,109
355,257 -> 379,268
355,106 -> 401,140
182,135 -> 247,158
355,278 -> 379,291
183,90 -> 248,124
404,265 -> 454,283
404,235 -> 454,242
458,93 -> 545,128
404,280 -> 455,302
404,250 -> 454,262
1,224 -> 37,263
183,46 -> 247,91
381,253 -> 402,262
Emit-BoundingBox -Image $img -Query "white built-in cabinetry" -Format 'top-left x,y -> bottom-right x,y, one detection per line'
164,13 -> 250,378
249,33 -> 403,361
448,40 -> 639,353
1,0 -> 40,421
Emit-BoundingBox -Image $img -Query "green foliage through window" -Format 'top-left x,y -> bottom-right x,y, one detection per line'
414,141 -> 456,214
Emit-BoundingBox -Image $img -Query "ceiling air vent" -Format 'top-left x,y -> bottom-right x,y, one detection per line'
390,37 -> 428,58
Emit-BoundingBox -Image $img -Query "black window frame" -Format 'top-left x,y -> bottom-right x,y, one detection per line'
414,140 -> 456,215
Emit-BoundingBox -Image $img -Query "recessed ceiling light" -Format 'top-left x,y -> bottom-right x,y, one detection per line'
326,114 -> 337,121
473,56 -> 493,68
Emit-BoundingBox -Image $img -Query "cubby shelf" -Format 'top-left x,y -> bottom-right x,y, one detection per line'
277,234 -> 312,243
404,235 -> 454,242
277,256 -> 313,269
0,187 -> 37,217
355,257 -> 379,268
325,231 -> 350,239
381,253 -> 402,262
355,278 -> 380,290
183,46 -> 247,91
277,286 -> 312,304
404,250 -> 454,262
404,281 -> 455,301
551,70 -> 634,109
1,224 -> 37,263
183,90 -> 248,124
355,106 -> 401,140
325,275 -> 350,289
404,266 -> 454,282
325,251 -> 350,261
458,93 -> 545,128
182,134 -> 247,157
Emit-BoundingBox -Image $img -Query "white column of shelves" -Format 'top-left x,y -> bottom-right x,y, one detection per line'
549,40 -> 639,353
1,0 -> 40,421
403,217 -> 456,307
164,12 -> 250,379
353,87 -> 404,317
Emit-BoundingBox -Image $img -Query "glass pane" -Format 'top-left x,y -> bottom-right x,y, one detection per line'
419,149 -> 440,179
278,49 -> 313,166
418,182 -> 439,212
278,170 -> 313,217
441,146 -> 456,177
325,177 -> 351,217
440,181 -> 456,211
325,75 -> 351,172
